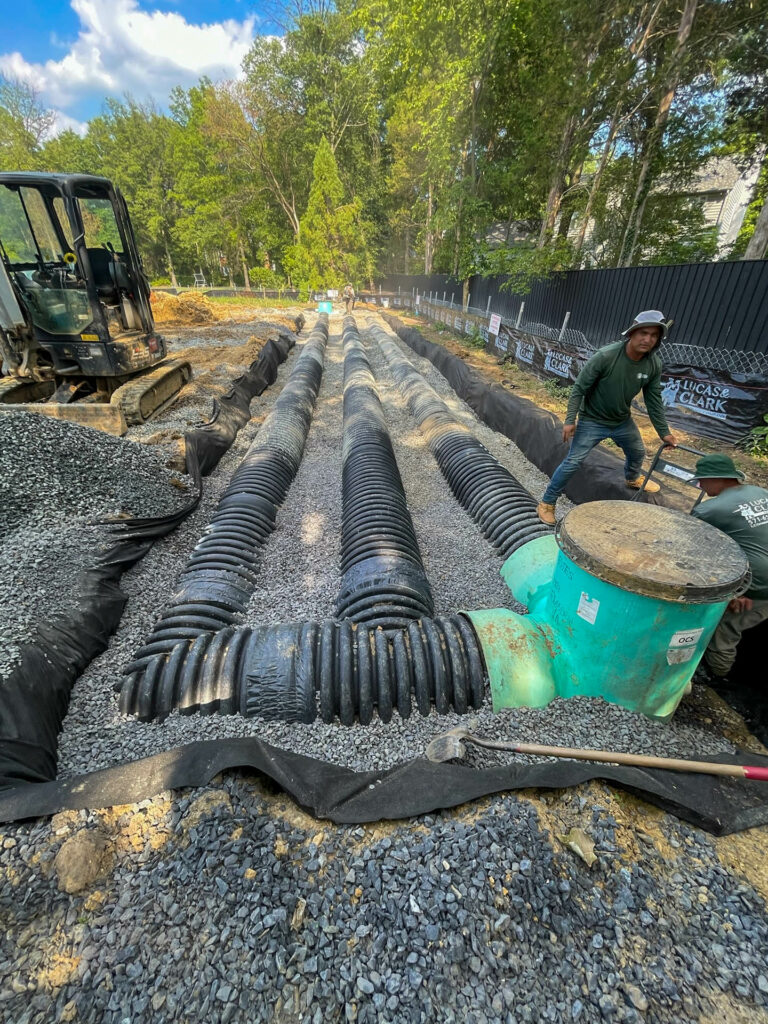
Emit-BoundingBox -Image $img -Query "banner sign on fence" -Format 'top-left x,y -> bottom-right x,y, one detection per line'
368,295 -> 768,443
634,367 -> 768,444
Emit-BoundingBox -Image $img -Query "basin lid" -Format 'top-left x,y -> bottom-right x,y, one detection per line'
557,500 -> 749,603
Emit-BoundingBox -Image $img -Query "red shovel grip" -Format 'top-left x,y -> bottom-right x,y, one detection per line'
743,765 -> 768,781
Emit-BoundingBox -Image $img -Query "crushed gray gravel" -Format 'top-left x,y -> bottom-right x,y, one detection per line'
2,772 -> 768,1024
0,411 -> 193,678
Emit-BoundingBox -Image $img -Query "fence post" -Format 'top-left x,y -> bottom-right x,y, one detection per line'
515,302 -> 525,329
486,296 -> 492,314
451,293 -> 455,308
559,312 -> 571,342
465,293 -> 471,313
443,291 -> 446,303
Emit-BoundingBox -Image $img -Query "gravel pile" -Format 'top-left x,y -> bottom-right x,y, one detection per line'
2,774 -> 768,1024
0,412 -> 192,531
0,411 -> 193,678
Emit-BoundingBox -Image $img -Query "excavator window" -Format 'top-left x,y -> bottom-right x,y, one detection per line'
80,198 -> 124,255
0,184 -> 93,336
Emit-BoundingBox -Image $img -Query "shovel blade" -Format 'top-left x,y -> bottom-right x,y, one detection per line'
426,733 -> 467,763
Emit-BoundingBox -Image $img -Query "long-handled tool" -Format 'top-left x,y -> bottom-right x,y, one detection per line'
425,728 -> 768,781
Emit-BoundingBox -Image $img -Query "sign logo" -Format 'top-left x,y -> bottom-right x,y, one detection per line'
544,349 -> 572,379
516,339 -> 535,364
660,376 -> 730,421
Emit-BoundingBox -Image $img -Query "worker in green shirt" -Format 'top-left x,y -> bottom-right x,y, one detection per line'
690,453 -> 768,680
537,310 -> 678,526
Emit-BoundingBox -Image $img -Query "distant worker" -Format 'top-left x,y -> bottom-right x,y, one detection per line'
343,282 -> 356,314
690,454 -> 768,681
536,309 -> 678,525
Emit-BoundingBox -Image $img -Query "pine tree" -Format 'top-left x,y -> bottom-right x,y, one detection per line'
285,137 -> 372,293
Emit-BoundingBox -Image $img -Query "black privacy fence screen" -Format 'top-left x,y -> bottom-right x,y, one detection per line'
364,260 -> 768,444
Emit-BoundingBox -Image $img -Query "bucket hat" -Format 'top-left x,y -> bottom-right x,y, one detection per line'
691,454 -> 745,482
621,309 -> 669,339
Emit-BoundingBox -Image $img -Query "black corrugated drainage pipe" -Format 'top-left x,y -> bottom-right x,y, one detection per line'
370,323 -> 553,557
119,614 -> 486,724
335,316 -> 434,629
123,316 -> 328,676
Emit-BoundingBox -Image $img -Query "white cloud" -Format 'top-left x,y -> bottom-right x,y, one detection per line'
0,0 -> 257,128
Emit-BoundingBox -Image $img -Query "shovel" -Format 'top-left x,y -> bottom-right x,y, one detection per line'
425,728 -> 768,781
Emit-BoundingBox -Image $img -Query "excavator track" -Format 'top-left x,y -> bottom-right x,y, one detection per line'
111,358 -> 193,426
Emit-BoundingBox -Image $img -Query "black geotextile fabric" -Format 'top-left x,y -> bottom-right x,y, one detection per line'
0,334 -> 295,791
0,736 -> 767,836
380,312 -> 642,506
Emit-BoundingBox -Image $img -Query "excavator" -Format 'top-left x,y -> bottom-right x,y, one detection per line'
0,172 -> 191,435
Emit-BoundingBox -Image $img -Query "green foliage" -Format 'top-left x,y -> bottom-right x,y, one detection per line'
743,415 -> 768,458
0,0 -> 763,289
465,325 -> 486,350
543,377 -> 571,400
285,137 -> 372,291
489,237 -> 576,294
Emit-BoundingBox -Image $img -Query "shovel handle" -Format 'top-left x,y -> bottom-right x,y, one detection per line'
462,735 -> 766,781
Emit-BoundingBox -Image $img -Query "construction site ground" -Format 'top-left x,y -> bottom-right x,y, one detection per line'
2,299 -> 768,1024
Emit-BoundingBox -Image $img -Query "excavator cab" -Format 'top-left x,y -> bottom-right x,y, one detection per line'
0,173 -> 190,434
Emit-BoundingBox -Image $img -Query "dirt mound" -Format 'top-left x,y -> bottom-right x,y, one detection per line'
150,290 -> 219,325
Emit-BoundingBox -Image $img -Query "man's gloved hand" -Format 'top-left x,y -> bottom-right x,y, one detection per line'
728,596 -> 753,614
563,423 -> 576,444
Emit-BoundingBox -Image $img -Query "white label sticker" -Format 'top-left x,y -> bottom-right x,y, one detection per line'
661,464 -> 695,481
667,647 -> 696,665
577,592 -> 600,624
668,628 -> 704,649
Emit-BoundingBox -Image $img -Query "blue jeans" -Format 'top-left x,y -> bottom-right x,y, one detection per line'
542,417 -> 645,504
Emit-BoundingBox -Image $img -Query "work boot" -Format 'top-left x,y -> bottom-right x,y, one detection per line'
536,501 -> 556,526
627,475 -> 660,493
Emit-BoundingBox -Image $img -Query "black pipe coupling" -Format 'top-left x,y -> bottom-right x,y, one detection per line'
120,613 -> 486,724
370,324 -> 552,557
125,317 -> 328,672
335,316 -> 434,629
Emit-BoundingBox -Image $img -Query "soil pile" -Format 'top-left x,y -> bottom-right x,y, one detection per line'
151,290 -> 219,325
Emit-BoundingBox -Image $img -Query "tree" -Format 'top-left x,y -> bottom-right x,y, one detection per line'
285,137 -> 373,291
0,76 -> 55,170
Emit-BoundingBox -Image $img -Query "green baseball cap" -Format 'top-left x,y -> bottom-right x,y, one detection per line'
691,453 -> 745,482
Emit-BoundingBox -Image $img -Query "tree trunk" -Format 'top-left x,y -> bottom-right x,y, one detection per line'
538,115 -> 578,248
618,0 -> 698,267
164,243 -> 179,289
744,197 -> 768,260
424,181 -> 434,274
239,238 -> 251,291
574,113 -> 619,255
558,164 -> 583,239
404,226 -> 410,275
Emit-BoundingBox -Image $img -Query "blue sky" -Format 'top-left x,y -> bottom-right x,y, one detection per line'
0,1 -> 277,131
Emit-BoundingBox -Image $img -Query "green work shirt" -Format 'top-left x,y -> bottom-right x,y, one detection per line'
565,340 -> 670,438
692,484 -> 768,599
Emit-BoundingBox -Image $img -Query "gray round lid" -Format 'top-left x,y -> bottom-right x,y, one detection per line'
556,500 -> 749,603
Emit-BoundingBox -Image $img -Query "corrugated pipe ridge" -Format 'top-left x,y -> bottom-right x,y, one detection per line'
335,316 -> 434,630
123,317 -> 328,675
119,614 -> 486,723
371,324 -> 552,556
